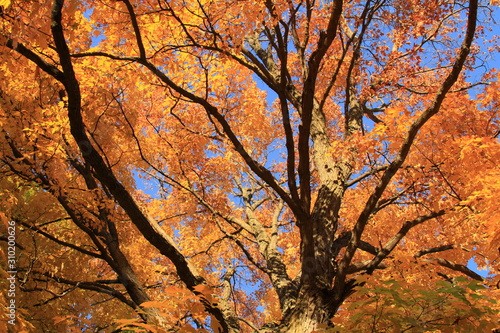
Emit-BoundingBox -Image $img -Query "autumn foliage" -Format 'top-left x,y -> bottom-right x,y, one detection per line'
0,0 -> 499,332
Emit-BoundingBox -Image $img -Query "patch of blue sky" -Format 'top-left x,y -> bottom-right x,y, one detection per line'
83,7 -> 105,48
467,257 -> 495,278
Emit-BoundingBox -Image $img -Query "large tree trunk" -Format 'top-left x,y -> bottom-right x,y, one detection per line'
279,282 -> 340,333
277,190 -> 345,332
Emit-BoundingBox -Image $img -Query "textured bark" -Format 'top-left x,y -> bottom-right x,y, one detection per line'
279,283 -> 341,333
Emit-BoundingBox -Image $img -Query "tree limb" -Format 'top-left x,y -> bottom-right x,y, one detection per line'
333,0 -> 478,301
421,258 -> 484,281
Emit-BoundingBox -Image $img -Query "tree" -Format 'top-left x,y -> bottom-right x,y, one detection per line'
0,0 -> 499,331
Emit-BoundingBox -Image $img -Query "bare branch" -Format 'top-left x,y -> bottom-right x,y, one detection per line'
415,245 -> 455,258
422,258 -> 484,281
363,210 -> 446,274
31,270 -> 138,310
16,220 -> 103,259
121,0 -> 147,59
346,165 -> 389,187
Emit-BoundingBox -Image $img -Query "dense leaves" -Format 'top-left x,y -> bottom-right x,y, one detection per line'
0,0 -> 499,332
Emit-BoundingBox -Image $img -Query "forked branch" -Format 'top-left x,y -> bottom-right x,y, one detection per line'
333,0 -> 478,299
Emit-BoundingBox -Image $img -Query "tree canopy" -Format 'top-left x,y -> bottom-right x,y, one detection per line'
0,0 -> 499,332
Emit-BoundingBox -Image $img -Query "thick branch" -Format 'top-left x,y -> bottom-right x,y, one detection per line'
333,0 -> 478,299
48,1 -> 230,329
4,39 -> 65,82
121,0 -> 147,59
298,0 -> 344,211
